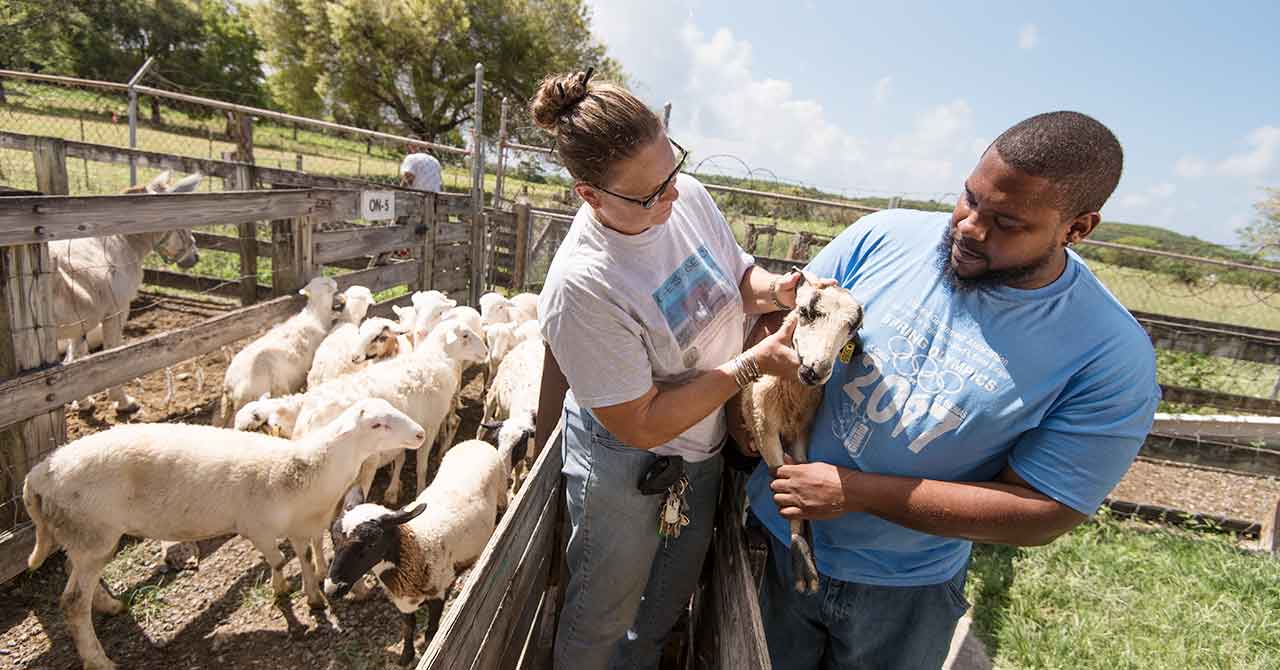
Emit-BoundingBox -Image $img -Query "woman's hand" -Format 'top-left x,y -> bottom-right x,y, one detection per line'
773,270 -> 838,309
746,316 -> 800,378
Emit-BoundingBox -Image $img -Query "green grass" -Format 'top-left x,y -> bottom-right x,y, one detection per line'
967,512 -> 1280,670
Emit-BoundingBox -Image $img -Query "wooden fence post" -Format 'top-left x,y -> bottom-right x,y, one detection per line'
235,164 -> 259,306
1262,496 -> 1280,554
0,138 -> 67,583
418,193 -> 438,291
745,223 -> 759,256
513,202 -> 531,290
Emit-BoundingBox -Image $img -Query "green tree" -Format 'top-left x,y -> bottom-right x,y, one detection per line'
253,0 -> 623,142
1237,188 -> 1280,258
36,1 -> 265,122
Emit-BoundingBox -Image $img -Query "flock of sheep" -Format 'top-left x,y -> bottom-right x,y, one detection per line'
26,219 -> 547,669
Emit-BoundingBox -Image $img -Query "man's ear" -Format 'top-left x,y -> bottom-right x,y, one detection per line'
1066,212 -> 1101,245
575,183 -> 603,209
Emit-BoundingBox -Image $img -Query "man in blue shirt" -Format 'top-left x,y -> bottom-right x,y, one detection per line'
738,111 -> 1160,669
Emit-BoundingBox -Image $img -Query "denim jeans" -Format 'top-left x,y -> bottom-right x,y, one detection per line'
757,524 -> 971,670
554,398 -> 724,670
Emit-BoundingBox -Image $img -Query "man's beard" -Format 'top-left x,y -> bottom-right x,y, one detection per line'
934,225 -> 1059,292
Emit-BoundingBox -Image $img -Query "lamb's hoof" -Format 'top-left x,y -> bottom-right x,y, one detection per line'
114,397 -> 142,415
789,539 -> 820,594
161,541 -> 199,572
71,398 -> 96,414
308,599 -> 329,613
347,574 -> 378,601
398,648 -> 416,667
84,658 -> 117,670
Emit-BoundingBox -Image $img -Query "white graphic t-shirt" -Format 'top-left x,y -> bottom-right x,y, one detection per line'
539,174 -> 754,462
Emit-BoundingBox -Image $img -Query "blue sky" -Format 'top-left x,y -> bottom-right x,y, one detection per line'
586,1 -> 1280,246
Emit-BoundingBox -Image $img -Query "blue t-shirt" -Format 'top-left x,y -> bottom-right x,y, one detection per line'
747,209 -> 1161,587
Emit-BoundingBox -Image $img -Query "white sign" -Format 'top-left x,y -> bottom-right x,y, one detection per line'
360,190 -> 396,221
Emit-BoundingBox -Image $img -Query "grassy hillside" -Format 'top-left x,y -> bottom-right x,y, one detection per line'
1091,221 -> 1263,263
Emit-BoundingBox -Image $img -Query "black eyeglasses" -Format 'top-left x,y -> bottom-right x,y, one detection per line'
587,139 -> 688,209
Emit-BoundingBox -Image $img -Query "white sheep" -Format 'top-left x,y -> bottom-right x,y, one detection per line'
440,305 -> 482,339
310,315 -> 405,387
479,291 -> 515,327
741,280 -> 863,594
509,292 -> 540,323
323,438 -> 508,666
23,398 -> 426,670
216,275 -> 341,427
233,392 -> 303,435
292,319 -> 488,503
480,337 -> 543,489
54,170 -> 202,415
410,290 -> 456,347
306,285 -> 376,387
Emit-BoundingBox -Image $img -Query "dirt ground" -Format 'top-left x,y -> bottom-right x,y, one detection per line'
2,294 -> 1278,670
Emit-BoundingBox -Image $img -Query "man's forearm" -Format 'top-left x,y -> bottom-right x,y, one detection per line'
844,470 -> 1084,546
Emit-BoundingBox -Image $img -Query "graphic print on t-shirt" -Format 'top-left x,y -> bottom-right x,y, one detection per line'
652,246 -> 736,349
834,301 -> 1012,459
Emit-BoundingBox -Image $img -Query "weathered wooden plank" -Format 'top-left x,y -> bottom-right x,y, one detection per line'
333,260 -> 420,294
0,525 -> 37,585
0,189 -> 359,246
420,424 -> 564,670
142,268 -> 270,301
366,293 -> 415,321
1262,498 -> 1280,553
435,246 -> 473,271
314,225 -> 419,265
472,489 -> 557,670
419,193 -> 438,291
693,469 -> 771,670
1151,413 -> 1280,445
1159,384 -> 1280,416
1140,432 -> 1280,477
504,585 -> 549,670
1130,310 -> 1280,341
192,231 -> 272,257
437,223 -> 473,245
0,295 -> 306,430
1103,498 -> 1260,537
439,194 -> 473,218
0,129 -> 241,182
0,140 -> 66,547
512,206 -> 529,290
234,165 -> 259,307
1137,315 -> 1280,365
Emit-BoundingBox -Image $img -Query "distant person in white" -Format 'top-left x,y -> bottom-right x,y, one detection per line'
400,147 -> 442,193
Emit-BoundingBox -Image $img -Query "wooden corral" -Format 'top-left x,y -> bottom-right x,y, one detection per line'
0,134 -> 492,584
416,426 -> 772,670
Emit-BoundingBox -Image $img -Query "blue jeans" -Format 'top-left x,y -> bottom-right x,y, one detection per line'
758,526 -> 970,670
555,398 -> 724,670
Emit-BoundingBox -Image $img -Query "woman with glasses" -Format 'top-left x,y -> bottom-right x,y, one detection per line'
531,69 -> 814,670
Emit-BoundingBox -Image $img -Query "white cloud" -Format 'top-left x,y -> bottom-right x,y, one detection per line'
1018,23 -> 1039,50
588,1 -> 982,197
873,76 -> 892,105
1176,126 -> 1280,179
1117,182 -> 1177,208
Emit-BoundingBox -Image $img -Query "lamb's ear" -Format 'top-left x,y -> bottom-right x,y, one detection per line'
147,170 -> 172,193
445,328 -> 459,346
382,503 -> 428,527
512,428 -> 533,464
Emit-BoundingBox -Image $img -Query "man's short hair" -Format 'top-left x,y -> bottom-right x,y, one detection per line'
991,111 -> 1123,215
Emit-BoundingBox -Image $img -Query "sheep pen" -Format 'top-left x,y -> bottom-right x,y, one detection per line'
0,293 -> 504,669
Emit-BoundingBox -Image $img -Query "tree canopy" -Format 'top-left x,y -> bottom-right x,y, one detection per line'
1237,188 -> 1280,259
252,0 -> 622,143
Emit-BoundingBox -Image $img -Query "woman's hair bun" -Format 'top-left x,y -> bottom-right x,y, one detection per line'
530,68 -> 595,131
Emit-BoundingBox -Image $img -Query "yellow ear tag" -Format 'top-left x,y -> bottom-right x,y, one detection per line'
839,340 -> 856,364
